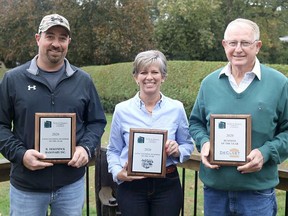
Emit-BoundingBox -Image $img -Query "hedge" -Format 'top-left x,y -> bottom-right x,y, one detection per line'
83,61 -> 288,115
1,61 -> 288,116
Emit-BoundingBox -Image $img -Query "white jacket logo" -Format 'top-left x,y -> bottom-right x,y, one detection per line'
28,85 -> 36,90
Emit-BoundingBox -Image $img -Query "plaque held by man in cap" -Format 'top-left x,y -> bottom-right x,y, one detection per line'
127,128 -> 167,178
35,113 -> 76,163
210,114 -> 251,166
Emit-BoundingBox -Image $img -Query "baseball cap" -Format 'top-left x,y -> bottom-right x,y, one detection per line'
38,14 -> 70,35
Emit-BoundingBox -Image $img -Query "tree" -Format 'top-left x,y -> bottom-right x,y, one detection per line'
0,0 -> 155,66
1,0 -> 288,66
0,0 -> 39,67
0,0 -> 83,67
154,0 -> 226,61
154,0 -> 288,63
92,0 -> 155,64
248,0 -> 288,63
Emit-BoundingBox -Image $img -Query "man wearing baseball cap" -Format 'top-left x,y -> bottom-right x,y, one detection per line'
0,14 -> 107,215
38,14 -> 70,35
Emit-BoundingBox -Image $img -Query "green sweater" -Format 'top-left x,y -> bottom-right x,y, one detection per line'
189,64 -> 288,190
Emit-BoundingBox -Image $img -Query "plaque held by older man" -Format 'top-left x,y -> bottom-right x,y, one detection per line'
210,114 -> 251,166
35,113 -> 76,163
127,128 -> 167,178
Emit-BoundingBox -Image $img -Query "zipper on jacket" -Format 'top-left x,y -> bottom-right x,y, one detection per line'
51,93 -> 55,105
51,167 -> 55,191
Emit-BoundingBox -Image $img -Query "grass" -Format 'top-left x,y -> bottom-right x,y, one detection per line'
0,181 -> 10,216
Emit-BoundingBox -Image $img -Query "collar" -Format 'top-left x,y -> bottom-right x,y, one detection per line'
26,55 -> 76,77
134,92 -> 164,110
219,57 -> 261,80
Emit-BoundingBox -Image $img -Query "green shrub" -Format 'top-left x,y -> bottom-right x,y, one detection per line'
0,61 -> 7,79
83,61 -> 288,116
1,61 -> 288,116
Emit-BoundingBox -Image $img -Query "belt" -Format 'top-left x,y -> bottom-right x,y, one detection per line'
166,165 -> 177,174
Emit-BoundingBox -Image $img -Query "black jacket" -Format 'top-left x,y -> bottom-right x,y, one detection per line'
0,56 -> 107,192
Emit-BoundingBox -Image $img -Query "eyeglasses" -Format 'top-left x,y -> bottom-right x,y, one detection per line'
224,40 -> 258,48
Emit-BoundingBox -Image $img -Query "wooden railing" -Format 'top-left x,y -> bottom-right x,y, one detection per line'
1,155 -> 288,216
178,153 -> 288,216
0,158 -> 10,182
0,158 -> 95,216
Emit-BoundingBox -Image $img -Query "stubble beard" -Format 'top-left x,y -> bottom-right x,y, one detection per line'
46,48 -> 65,64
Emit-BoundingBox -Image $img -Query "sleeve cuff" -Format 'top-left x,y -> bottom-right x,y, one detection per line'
82,145 -> 92,160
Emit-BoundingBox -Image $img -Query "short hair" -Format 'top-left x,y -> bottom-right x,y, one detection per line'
224,18 -> 260,41
132,50 -> 167,78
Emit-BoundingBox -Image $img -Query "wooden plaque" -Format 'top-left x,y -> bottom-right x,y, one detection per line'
35,113 -> 76,163
210,114 -> 251,166
127,128 -> 167,177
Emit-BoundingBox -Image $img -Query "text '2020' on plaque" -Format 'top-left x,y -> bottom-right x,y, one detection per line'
35,113 -> 76,163
210,114 -> 251,166
128,128 -> 167,177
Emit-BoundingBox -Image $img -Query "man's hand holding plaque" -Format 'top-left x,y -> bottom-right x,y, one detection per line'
34,113 -> 76,164
210,114 -> 251,166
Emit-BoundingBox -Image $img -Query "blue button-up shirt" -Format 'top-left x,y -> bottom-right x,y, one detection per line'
107,92 -> 194,184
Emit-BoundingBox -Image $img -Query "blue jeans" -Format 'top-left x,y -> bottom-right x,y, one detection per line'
117,170 -> 183,216
10,176 -> 85,216
203,186 -> 277,216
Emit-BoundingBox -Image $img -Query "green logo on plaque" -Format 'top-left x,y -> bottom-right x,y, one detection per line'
218,121 -> 226,129
44,121 -> 52,128
137,136 -> 145,143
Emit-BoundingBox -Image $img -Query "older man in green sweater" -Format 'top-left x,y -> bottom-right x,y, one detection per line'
189,18 -> 288,216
